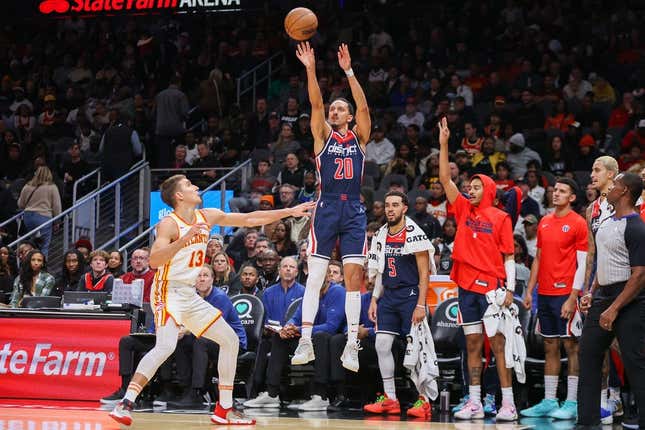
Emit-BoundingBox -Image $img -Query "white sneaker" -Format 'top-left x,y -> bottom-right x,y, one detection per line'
291,338 -> 315,365
495,401 -> 518,421
242,391 -> 281,408
454,399 -> 485,420
341,340 -> 361,372
298,395 -> 330,411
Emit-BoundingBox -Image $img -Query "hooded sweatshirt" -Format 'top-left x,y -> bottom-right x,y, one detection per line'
448,174 -> 515,294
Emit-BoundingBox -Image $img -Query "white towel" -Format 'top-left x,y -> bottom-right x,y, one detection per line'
404,319 -> 440,400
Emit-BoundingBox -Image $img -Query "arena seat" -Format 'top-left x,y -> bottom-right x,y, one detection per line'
231,294 -> 265,397
430,298 -> 461,383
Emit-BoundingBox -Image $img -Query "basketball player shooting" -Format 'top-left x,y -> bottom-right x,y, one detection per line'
109,175 -> 314,426
291,42 -> 371,372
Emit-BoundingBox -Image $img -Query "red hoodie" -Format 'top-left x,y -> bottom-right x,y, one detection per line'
449,174 -> 515,294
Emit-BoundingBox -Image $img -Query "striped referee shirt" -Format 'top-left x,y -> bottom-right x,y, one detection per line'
595,213 -> 645,286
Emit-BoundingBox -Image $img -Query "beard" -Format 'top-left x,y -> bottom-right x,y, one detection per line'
387,214 -> 403,226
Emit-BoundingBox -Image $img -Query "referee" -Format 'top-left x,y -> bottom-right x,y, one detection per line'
578,172 -> 645,428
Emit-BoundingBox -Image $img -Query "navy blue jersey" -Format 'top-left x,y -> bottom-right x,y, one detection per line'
381,228 -> 419,289
316,129 -> 364,200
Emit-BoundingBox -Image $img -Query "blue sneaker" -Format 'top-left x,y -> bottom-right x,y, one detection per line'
520,398 -> 559,417
549,400 -> 577,420
600,407 -> 613,425
483,393 -> 497,415
452,395 -> 469,413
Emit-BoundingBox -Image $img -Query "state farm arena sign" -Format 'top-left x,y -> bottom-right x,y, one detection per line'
38,0 -> 243,16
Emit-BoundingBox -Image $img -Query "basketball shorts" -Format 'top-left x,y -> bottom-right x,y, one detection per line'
457,287 -> 490,326
152,283 -> 222,337
376,286 -> 419,336
537,294 -> 576,338
308,198 -> 367,260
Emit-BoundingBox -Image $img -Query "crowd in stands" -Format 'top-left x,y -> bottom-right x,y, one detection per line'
0,0 -> 644,416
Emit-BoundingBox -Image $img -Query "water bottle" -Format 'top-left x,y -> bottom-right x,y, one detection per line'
440,388 -> 450,413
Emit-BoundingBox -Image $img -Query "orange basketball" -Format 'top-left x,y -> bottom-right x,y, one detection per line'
284,7 -> 318,41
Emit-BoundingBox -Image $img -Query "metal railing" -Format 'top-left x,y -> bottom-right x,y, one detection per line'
72,168 -> 101,205
236,52 -> 285,112
119,160 -> 252,269
9,162 -> 150,276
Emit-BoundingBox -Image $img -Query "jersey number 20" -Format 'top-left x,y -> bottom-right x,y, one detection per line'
334,158 -> 354,180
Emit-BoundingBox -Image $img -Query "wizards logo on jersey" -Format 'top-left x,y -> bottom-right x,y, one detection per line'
465,218 -> 493,234
382,229 -> 419,289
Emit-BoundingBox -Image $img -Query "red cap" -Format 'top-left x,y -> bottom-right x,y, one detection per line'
579,135 -> 596,147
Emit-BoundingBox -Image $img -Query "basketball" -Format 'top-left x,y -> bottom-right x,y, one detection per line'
284,7 -> 318,41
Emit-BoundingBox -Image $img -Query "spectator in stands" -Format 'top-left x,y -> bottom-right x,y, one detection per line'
17,166 -> 61,257
254,236 -> 273,256
471,136 -> 506,176
229,160 -> 276,213
74,238 -> 93,264
247,256 -> 305,399
608,92 -> 634,129
108,250 -> 125,278
433,217 -> 457,275
526,170 -> 546,214
296,239 -> 309,285
272,123 -> 300,168
77,250 -> 114,293
1,142 -> 28,182
172,144 -> 190,169
327,260 -> 344,287
544,99 -> 576,132
271,221 -> 297,258
295,113 -> 314,152
365,124 -> 395,171
154,75 -> 189,168
192,141 -> 219,188
9,250 -> 55,307
54,249 -> 86,296
495,161 -> 516,191
562,67 -> 592,103
515,89 -> 546,135
397,97 -> 425,129
369,200 -> 386,225
448,74 -> 474,106
172,265 -> 247,408
411,196 -> 442,240
280,97 -> 301,127
427,182 -> 448,226
277,184 -> 298,209
16,242 -> 35,269
99,109 -> 142,181
461,122 -> 484,156
212,251 -> 238,296
121,248 -> 156,304
244,264 -> 344,410
384,143 -> 417,185
506,133 -> 542,179
247,98 -> 270,150
514,234 -> 532,272
59,142 -> 92,208
572,134 -> 601,172
204,237 -> 222,265
297,171 -> 317,203
543,135 -> 572,177
257,249 -> 280,291
0,246 -> 16,304
230,229 -> 258,271
276,152 -> 304,189
229,264 -> 262,298
621,119 -> 645,154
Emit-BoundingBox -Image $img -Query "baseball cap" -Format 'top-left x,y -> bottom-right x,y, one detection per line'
259,195 -> 274,207
298,113 -> 310,120
523,214 -> 538,225
455,149 -> 468,156
579,134 -> 596,147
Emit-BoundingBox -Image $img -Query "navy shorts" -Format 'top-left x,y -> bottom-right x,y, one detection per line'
308,198 -> 367,260
537,294 -> 573,337
457,287 -> 489,326
376,286 -> 419,336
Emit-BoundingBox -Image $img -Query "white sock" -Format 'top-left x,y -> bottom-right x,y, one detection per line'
345,291 -> 361,344
609,387 -> 620,400
300,257 -> 328,340
200,317 -> 240,409
469,385 -> 481,405
124,381 -> 142,402
219,387 -> 233,409
502,387 -> 514,405
567,376 -> 579,402
383,377 -> 397,400
545,375 -> 559,400
600,388 -> 608,409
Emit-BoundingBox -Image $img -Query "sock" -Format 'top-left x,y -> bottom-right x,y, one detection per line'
609,386 -> 620,400
383,377 -> 396,400
600,388 -> 608,409
545,375 -> 559,400
567,376 -> 579,402
300,257 -> 328,340
501,387 -> 514,405
219,385 -> 233,409
345,291 -> 361,344
469,385 -> 481,405
124,381 -> 143,402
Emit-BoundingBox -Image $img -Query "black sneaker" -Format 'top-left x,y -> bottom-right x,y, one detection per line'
153,387 -> 176,406
622,415 -> 639,429
167,389 -> 207,409
100,387 -> 126,404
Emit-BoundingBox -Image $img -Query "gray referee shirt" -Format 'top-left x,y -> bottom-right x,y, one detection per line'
595,213 -> 645,286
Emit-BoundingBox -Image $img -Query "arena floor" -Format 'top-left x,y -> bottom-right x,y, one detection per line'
0,399 -> 627,430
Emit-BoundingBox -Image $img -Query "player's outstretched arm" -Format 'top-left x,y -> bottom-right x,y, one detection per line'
203,201 -> 315,228
338,43 -> 371,147
438,117 -> 460,204
149,217 -> 209,269
296,42 -> 329,154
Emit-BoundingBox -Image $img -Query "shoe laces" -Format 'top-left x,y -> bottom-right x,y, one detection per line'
373,393 -> 386,403
412,398 -> 427,408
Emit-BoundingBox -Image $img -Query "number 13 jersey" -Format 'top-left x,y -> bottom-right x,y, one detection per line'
154,209 -> 210,288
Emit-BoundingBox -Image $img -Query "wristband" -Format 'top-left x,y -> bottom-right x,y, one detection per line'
415,304 -> 426,310
345,68 -> 354,77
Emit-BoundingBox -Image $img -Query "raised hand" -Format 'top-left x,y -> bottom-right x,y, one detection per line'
296,42 -> 315,69
185,223 -> 210,241
438,117 -> 450,145
337,43 -> 352,71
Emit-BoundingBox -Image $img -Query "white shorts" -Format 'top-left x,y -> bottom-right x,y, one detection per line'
152,283 -> 222,337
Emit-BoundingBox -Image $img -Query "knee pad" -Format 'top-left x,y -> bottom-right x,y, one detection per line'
375,333 -> 395,354
462,323 -> 483,335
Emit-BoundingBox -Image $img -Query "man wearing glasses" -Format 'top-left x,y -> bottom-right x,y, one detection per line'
121,248 -> 156,303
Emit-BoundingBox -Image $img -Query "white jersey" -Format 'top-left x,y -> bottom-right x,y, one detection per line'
153,209 -> 211,288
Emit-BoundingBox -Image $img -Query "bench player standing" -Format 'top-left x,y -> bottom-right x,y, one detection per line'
109,175 -> 314,426
521,178 -> 588,420
291,42 -> 371,372
437,118 -> 518,421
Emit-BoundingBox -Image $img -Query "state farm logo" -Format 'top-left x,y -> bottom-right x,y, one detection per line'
38,0 -> 242,15
0,343 -> 111,376
39,0 -> 69,14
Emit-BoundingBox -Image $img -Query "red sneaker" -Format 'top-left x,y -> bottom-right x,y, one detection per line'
210,403 -> 256,425
363,393 -> 401,414
406,397 -> 432,420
